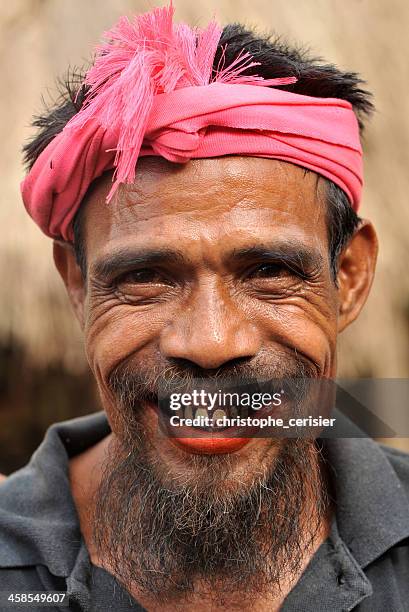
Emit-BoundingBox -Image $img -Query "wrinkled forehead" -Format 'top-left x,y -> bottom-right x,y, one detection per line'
81,156 -> 328,256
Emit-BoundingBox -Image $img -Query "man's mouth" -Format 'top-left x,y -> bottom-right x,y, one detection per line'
131,377 -> 320,454
150,389 -> 284,454
160,404 -> 253,454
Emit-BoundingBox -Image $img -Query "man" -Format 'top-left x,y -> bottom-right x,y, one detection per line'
1,5 -> 408,611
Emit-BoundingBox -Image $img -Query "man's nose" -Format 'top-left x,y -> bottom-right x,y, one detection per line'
159,279 -> 262,369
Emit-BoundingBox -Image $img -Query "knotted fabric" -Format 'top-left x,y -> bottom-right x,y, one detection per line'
21,4 -> 363,242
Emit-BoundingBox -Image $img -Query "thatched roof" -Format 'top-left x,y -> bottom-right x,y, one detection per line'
1,0 -> 409,377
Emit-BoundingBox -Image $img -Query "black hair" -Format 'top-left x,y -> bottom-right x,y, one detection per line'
23,24 -> 374,281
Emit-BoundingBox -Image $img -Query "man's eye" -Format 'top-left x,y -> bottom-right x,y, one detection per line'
116,269 -> 171,285
247,263 -> 287,279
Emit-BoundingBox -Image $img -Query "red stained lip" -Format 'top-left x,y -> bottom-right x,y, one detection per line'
146,400 -> 267,455
144,402 -> 248,454
170,436 -> 251,455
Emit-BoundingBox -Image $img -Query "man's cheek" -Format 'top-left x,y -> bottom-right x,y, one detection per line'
84,305 -> 165,385
254,302 -> 337,375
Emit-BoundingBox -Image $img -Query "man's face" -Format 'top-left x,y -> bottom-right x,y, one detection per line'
81,157 -> 337,469
56,156 -> 377,600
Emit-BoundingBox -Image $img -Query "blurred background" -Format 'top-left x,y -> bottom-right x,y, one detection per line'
1,0 -> 409,474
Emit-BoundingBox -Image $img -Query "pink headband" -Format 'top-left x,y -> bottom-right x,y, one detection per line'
21,4 -> 363,242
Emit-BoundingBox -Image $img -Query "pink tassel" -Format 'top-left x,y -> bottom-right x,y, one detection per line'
66,2 -> 296,199
213,46 -> 297,87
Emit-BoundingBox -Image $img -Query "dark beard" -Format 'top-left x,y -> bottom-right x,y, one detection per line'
92,349 -> 329,607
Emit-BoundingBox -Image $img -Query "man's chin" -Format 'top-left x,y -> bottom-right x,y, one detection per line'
121,416 -> 283,504
98,361 -> 328,601
92,427 -> 326,604
110,398 -> 285,496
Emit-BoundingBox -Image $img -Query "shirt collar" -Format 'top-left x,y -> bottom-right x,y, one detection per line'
322,410 -> 409,568
0,410 -> 408,578
0,412 -> 110,577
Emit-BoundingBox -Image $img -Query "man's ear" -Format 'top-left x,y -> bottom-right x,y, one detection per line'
337,220 -> 378,332
53,240 -> 86,329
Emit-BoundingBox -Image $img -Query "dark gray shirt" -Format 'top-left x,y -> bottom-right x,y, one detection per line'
0,411 -> 409,611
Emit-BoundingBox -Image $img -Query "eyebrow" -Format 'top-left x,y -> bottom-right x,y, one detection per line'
230,243 -> 324,277
92,248 -> 188,280
92,241 -> 324,281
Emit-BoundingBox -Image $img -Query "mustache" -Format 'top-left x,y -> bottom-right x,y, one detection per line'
106,347 -> 321,406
